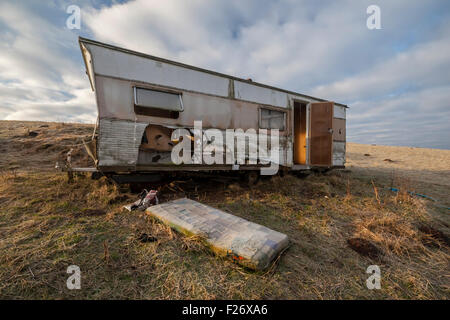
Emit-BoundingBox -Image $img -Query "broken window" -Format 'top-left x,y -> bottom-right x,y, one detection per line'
134,87 -> 183,118
259,108 -> 286,131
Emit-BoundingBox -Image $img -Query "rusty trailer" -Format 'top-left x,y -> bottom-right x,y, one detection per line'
78,37 -> 347,177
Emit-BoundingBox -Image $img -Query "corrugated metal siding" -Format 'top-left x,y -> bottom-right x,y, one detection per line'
98,118 -> 147,167
332,141 -> 346,166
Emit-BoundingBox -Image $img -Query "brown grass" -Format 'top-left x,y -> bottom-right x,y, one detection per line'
347,142 -> 450,207
0,121 -> 449,299
0,120 -> 94,172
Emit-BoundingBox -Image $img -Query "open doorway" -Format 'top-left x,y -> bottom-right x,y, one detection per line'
294,101 -> 307,164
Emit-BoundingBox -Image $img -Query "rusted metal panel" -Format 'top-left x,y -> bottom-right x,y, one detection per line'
332,118 -> 346,142
332,141 -> 346,166
309,102 -> 334,166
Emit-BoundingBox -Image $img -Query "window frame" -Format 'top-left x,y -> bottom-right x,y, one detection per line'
258,106 -> 287,131
133,86 -> 184,112
133,86 -> 184,119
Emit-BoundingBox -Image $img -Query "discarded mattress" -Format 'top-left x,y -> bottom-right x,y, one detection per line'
145,198 -> 289,270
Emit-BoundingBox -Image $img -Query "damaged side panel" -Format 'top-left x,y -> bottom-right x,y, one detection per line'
98,119 -> 290,169
98,118 -> 147,168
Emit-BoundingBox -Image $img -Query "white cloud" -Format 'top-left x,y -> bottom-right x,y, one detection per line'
0,0 -> 449,148
0,1 -> 96,123
311,34 -> 450,102
346,85 -> 450,148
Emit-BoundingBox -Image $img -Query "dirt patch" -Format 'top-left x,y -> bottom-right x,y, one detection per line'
347,238 -> 383,260
418,225 -> 450,247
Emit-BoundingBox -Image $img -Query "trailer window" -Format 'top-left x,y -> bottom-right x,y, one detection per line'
259,108 -> 286,131
134,87 -> 183,118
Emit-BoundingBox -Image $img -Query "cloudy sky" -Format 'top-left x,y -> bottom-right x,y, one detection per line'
1,0 -> 449,149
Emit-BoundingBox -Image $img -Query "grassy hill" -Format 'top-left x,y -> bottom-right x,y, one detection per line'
0,120 -> 449,299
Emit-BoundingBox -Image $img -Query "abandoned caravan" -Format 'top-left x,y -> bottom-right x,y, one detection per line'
78,37 -> 347,181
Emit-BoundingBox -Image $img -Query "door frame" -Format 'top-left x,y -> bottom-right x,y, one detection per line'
291,98 -> 311,166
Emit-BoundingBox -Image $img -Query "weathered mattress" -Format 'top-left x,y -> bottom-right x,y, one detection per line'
145,198 -> 289,270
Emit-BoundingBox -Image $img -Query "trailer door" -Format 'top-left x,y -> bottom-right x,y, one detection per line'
309,102 -> 334,166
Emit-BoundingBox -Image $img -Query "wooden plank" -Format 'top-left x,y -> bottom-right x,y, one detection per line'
309,102 -> 334,166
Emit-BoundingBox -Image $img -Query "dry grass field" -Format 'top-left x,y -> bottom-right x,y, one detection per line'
347,143 -> 450,208
0,120 -> 449,299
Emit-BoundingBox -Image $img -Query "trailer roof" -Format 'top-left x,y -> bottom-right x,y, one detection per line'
79,37 -> 348,108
